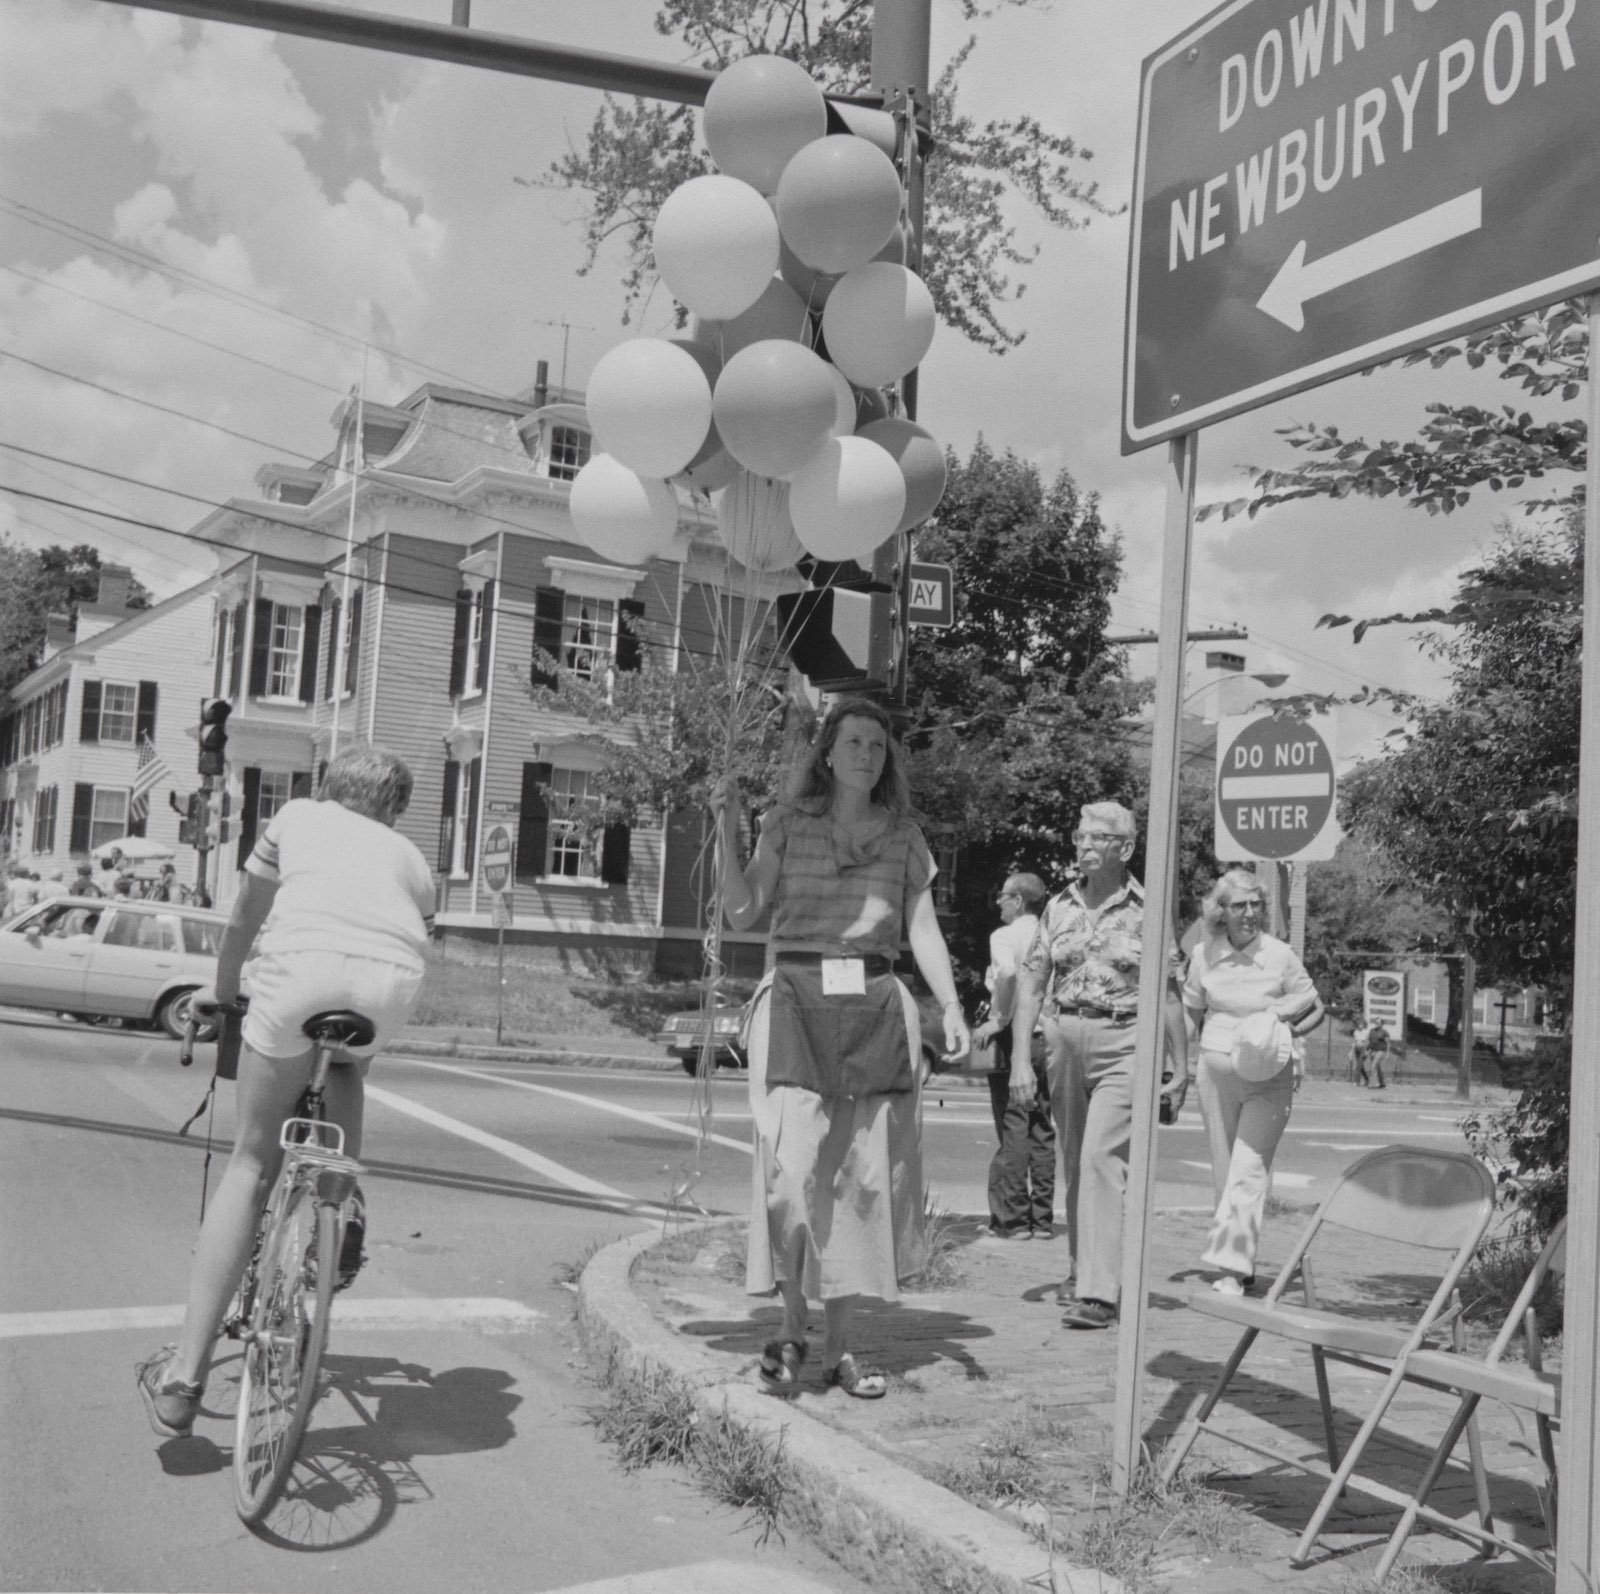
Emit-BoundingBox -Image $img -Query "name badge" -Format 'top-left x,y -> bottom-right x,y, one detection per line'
820,957 -> 866,996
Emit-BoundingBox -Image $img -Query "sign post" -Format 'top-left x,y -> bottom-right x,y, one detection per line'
1122,0 -> 1600,453
480,824 -> 514,1047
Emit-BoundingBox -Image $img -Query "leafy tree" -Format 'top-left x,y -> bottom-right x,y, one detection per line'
0,541 -> 151,697
901,440 -> 1143,991
539,0 -> 1115,353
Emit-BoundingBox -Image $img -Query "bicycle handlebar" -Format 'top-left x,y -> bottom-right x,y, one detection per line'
180,995 -> 249,1068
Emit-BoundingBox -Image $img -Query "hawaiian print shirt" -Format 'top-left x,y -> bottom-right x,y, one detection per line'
1022,875 -> 1180,1018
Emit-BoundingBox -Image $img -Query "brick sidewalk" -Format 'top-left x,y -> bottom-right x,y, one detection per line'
630,1206 -> 1556,1591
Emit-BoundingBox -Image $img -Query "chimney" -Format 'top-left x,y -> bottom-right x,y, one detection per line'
40,612 -> 75,663
533,359 -> 549,410
95,563 -> 135,611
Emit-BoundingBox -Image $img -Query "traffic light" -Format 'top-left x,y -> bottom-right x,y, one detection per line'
197,697 -> 231,777
177,791 -> 203,848
777,536 -> 903,692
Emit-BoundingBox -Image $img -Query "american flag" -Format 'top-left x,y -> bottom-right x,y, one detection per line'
129,734 -> 174,825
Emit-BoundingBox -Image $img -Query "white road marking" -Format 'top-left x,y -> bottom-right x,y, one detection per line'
396,1060 -> 752,1155
365,1083 -> 670,1208
0,1297 -> 543,1340
1280,1126 -> 1462,1138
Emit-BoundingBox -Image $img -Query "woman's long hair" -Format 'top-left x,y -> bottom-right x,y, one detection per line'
786,696 -> 911,820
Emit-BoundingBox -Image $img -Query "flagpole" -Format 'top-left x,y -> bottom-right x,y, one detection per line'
330,349 -> 367,764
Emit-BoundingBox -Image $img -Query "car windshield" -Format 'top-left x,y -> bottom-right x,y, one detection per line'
12,902 -> 102,939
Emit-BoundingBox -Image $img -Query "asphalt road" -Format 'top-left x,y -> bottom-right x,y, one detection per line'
0,1009 -> 1478,1591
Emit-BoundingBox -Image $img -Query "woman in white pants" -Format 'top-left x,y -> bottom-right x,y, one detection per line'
1183,869 -> 1324,1294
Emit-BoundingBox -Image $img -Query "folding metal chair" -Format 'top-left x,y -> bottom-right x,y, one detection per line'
1159,1145 -> 1496,1567
1372,1218 -> 1567,1580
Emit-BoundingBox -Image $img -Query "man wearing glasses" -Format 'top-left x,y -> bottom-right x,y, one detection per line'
1010,803 -> 1186,1329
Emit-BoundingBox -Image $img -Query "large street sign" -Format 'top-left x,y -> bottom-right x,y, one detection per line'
1123,0 -> 1600,452
1215,711 -> 1339,861
908,562 -> 954,627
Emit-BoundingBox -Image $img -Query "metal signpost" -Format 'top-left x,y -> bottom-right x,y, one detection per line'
1213,711 -> 1339,862
481,824 -> 514,1046
1119,8 -> 1599,1580
1123,0 -> 1600,451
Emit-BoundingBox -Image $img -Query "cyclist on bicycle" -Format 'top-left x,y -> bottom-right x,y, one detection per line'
138,747 -> 435,1437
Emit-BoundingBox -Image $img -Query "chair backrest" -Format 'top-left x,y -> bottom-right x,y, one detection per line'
1320,1146 -> 1496,1250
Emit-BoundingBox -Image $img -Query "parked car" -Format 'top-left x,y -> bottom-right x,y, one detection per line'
657,983 -> 952,1076
0,895 -> 230,1038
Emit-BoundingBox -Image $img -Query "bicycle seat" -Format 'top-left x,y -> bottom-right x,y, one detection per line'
301,1010 -> 377,1049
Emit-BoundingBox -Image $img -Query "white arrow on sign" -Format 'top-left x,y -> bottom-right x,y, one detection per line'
1257,188 -> 1483,332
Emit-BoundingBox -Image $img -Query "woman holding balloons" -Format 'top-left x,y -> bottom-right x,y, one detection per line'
712,698 -> 969,1398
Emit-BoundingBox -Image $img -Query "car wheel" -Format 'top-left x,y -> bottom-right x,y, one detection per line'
158,988 -> 216,1043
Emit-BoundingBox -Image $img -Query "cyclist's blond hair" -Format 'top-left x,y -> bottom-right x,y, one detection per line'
318,747 -> 413,824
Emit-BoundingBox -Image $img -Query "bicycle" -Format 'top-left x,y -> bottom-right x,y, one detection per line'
181,1000 -> 375,1525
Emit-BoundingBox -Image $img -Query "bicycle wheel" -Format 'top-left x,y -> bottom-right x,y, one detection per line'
233,1176 -> 338,1524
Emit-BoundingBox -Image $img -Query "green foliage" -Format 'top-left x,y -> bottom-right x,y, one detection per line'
1462,1035 -> 1570,1239
0,540 -> 152,696
902,440 -> 1142,994
538,0 -> 1115,353
1200,302 -> 1588,524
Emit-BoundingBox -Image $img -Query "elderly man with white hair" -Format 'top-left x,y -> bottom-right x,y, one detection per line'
1010,802 -> 1187,1330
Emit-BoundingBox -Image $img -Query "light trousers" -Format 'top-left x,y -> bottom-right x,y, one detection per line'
1196,1049 -> 1295,1279
1044,1012 -> 1138,1306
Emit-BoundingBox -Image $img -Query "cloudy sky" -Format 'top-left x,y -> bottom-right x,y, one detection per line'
0,0 -> 1570,761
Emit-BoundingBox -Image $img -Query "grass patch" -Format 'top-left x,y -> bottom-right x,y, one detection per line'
551,1235 -> 609,1290
901,1198 -> 976,1291
933,1407 -> 1076,1506
1458,1231 -> 1563,1344
587,1359 -> 791,1545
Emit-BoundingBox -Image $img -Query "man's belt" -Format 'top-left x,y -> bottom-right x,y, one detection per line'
774,950 -> 894,977
1057,1002 -> 1136,1023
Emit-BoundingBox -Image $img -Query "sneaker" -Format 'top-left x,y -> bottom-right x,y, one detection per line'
1211,1274 -> 1245,1297
136,1345 -> 203,1438
337,1184 -> 366,1292
1061,1297 -> 1116,1330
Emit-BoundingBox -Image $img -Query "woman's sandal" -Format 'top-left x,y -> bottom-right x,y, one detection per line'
824,1352 -> 887,1400
758,1338 -> 807,1394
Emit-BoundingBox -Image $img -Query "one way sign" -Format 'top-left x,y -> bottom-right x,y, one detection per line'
908,562 -> 954,628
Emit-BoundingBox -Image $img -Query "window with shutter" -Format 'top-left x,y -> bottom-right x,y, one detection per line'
472,581 -> 495,692
600,822 -> 631,885
69,783 -> 94,853
79,681 -> 102,744
530,587 -> 564,688
344,589 -> 363,696
135,681 -> 158,744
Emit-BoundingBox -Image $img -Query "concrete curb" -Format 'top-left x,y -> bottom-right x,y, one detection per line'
578,1225 -> 1121,1594
390,1037 -> 682,1072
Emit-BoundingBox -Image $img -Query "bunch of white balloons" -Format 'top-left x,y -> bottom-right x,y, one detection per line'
568,54 -> 947,573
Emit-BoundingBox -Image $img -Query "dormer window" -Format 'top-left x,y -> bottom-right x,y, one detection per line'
548,425 -> 592,481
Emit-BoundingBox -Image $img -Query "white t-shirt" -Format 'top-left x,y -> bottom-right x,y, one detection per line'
246,798 -> 436,973
984,912 -> 1040,1025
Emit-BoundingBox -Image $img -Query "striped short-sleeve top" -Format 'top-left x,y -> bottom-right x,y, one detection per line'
760,801 -> 936,959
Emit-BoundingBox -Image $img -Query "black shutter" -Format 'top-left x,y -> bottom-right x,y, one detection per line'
79,680 -> 101,744
238,768 -> 262,867
439,760 -> 459,871
298,605 -> 322,704
135,680 -> 158,744
323,598 -> 341,699
517,762 -> 551,881
474,581 -> 495,691
344,590 -> 363,695
448,590 -> 471,696
290,771 -> 312,799
600,822 -> 632,885
229,601 -> 246,696
70,783 -> 94,853
530,586 -> 564,687
464,757 -> 481,877
248,598 -> 273,697
616,597 -> 646,673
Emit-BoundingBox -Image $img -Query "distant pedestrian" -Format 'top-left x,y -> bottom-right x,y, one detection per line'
5,868 -> 40,918
73,863 -> 104,898
1183,868 -> 1324,1295
971,872 -> 1054,1240
37,867 -> 69,901
1356,1021 -> 1390,1089
1010,802 -> 1187,1330
151,863 -> 186,903
111,875 -> 135,898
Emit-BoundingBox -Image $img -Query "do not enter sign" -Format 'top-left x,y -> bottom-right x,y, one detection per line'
1215,713 -> 1339,862
480,824 -> 514,894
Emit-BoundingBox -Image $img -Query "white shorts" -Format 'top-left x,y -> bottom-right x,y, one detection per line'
242,950 -> 424,1070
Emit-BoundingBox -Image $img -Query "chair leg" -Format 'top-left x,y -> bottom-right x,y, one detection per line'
1160,1328 -> 1259,1486
1292,1359 -> 1415,1567
1374,1393 -> 1489,1581
1460,1404 -> 1496,1554
1311,1346 -> 1342,1473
